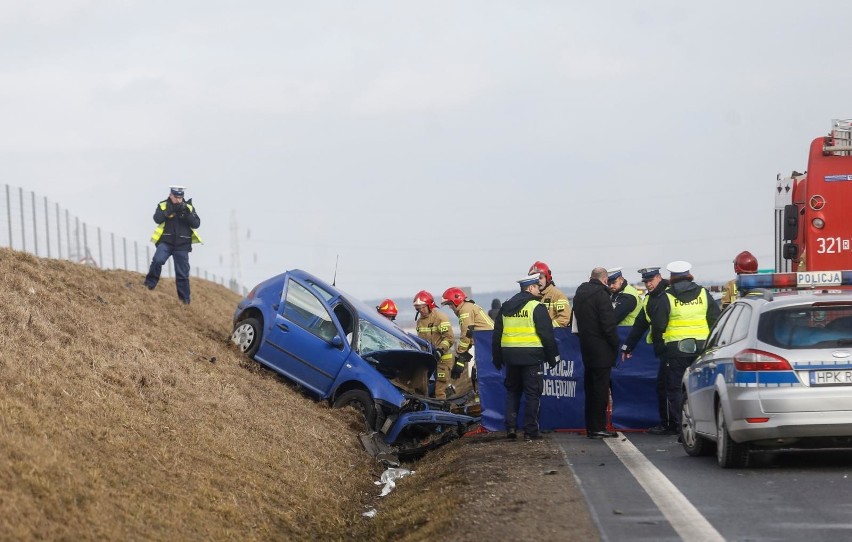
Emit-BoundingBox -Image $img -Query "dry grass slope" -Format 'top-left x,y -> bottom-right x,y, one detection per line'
0,248 -> 382,541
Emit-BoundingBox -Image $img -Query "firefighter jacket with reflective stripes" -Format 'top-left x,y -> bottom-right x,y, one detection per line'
721,278 -> 737,308
416,309 -> 455,361
150,200 -> 202,251
540,282 -> 571,327
492,291 -> 559,367
613,283 -> 642,326
453,300 -> 494,355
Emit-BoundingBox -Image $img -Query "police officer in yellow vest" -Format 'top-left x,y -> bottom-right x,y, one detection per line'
145,186 -> 202,304
650,261 -> 721,435
491,273 -> 561,441
606,267 -> 642,326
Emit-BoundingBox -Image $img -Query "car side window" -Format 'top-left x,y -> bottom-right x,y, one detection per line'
729,305 -> 752,344
705,306 -> 734,349
716,305 -> 740,347
283,279 -> 338,342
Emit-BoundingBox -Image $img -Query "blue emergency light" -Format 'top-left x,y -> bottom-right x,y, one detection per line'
738,270 -> 852,291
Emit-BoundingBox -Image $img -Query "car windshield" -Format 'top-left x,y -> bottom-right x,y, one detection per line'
758,304 -> 852,348
357,320 -> 419,355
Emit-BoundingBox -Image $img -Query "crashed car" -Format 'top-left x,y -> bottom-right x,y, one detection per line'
230,269 -> 479,457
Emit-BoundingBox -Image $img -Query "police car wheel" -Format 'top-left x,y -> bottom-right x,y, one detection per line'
680,392 -> 713,457
231,317 -> 261,358
333,389 -> 377,430
716,402 -> 750,468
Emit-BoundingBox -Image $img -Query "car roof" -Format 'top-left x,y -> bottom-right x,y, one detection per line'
288,269 -> 420,345
739,289 -> 852,311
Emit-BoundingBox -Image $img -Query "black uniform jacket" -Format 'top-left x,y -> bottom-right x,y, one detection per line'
650,279 -> 721,359
624,279 -> 670,357
153,198 -> 201,252
573,279 -> 620,368
492,291 -> 559,368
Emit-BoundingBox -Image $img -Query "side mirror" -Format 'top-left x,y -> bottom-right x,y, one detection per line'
330,335 -> 344,348
782,243 -> 799,260
783,204 -> 799,241
677,338 -> 698,354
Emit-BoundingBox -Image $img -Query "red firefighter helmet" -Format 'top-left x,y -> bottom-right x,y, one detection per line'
412,290 -> 437,309
441,287 -> 467,308
733,251 -> 758,274
376,299 -> 398,319
528,261 -> 552,283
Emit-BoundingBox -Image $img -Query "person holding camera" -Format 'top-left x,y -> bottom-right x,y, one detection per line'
145,186 -> 202,304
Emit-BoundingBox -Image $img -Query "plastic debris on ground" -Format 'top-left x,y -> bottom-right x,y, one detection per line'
375,467 -> 414,497
362,507 -> 377,518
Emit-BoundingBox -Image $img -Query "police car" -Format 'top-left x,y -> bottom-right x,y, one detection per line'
680,270 -> 852,468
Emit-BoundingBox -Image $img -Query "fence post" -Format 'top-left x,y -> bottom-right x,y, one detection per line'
123,237 -> 127,270
75,216 -> 80,262
56,202 -> 61,259
19,187 -> 25,252
65,210 -> 70,262
31,191 -> 38,257
134,241 -> 138,272
44,197 -> 51,258
82,223 -> 88,264
5,185 -> 11,249
97,227 -> 102,268
111,232 -> 115,269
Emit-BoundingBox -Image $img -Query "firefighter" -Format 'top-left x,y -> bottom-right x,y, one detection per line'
620,267 -> 676,435
413,290 -> 455,399
650,261 -> 721,435
722,251 -> 758,309
440,287 -> 494,393
376,298 -> 398,321
528,261 -> 571,327
606,267 -> 642,326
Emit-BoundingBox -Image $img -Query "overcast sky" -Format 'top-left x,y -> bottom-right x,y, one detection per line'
1,1 -> 850,302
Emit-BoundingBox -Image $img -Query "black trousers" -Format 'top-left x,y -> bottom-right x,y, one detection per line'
584,366 -> 612,434
665,356 -> 695,430
504,364 -> 544,436
656,355 -> 672,429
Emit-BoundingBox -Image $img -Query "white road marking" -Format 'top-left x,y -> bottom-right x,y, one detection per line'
605,435 -> 725,542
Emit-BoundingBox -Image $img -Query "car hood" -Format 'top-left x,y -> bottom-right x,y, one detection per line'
363,349 -> 437,376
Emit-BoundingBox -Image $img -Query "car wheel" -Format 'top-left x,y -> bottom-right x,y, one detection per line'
680,392 -> 713,457
333,389 -> 377,430
716,402 -> 750,468
231,317 -> 261,358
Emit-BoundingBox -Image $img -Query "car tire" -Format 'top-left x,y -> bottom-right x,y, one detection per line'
716,402 -> 750,468
231,317 -> 261,358
333,389 -> 377,430
680,392 -> 713,457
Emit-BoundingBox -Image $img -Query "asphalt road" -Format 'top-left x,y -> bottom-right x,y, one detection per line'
552,432 -> 852,542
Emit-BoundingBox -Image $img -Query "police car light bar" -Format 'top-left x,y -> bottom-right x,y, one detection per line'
738,270 -> 852,290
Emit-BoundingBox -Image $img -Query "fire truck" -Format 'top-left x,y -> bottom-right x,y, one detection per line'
775,119 -> 852,273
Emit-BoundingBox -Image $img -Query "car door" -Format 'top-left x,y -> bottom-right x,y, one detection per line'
689,305 -> 738,434
255,275 -> 349,397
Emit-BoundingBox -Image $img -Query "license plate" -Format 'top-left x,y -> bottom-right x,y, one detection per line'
810,370 -> 852,386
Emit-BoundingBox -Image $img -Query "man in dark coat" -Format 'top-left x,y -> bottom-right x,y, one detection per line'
492,274 -> 561,441
572,267 -> 620,439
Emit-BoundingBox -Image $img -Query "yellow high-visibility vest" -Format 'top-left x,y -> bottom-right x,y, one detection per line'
500,300 -> 543,348
663,289 -> 710,343
150,202 -> 203,244
618,284 -> 643,326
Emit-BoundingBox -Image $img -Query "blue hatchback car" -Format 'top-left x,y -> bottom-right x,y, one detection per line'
230,269 -> 479,456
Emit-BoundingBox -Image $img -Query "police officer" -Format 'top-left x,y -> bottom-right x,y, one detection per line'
621,267 -> 675,435
145,186 -> 202,304
528,261 -> 571,327
607,267 -> 642,326
722,251 -> 758,309
492,274 -> 560,441
650,261 -> 721,435
413,290 -> 455,399
440,288 -> 494,392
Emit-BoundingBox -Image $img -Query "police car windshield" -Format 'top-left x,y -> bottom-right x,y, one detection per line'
759,305 -> 852,349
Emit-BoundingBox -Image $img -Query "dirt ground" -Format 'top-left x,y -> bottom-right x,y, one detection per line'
357,431 -> 600,541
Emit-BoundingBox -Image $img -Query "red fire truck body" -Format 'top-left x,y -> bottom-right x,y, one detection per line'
775,120 -> 852,273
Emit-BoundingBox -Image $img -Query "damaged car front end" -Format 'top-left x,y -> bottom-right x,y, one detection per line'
231,269 -> 480,458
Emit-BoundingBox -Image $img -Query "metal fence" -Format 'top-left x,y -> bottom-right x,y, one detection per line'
0,184 -> 227,287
